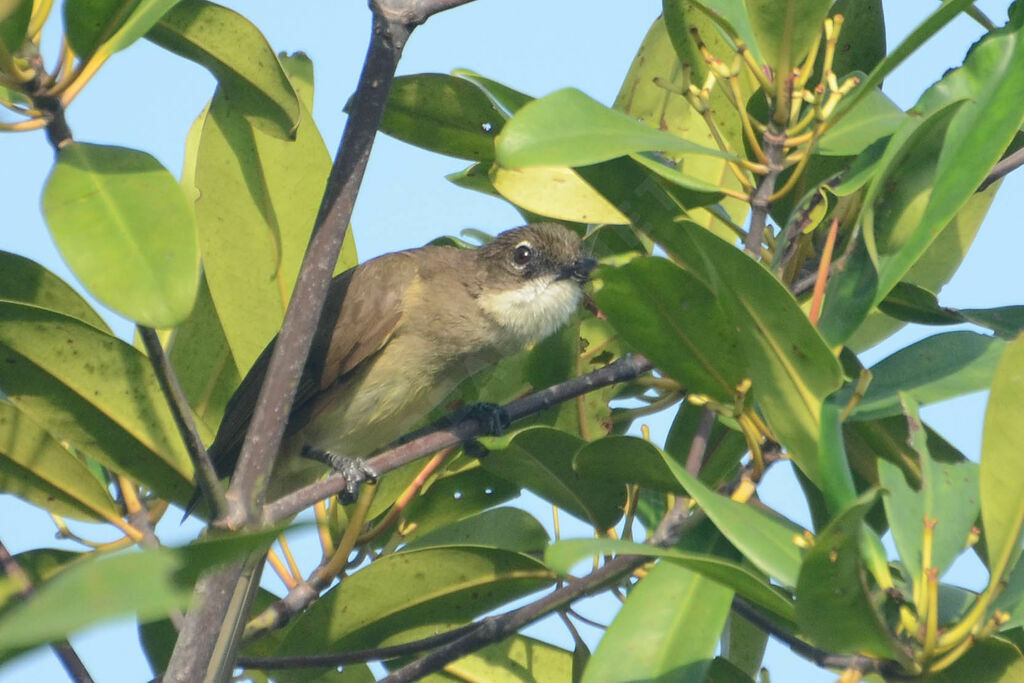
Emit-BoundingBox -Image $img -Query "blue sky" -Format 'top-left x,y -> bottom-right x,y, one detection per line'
2,1 -> 1022,680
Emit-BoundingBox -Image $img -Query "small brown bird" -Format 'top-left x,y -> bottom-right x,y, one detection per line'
193,222 -> 595,510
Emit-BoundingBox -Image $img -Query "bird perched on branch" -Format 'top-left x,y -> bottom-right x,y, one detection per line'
189,222 -> 595,515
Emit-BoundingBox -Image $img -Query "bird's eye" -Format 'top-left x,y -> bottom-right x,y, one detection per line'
513,243 -> 533,267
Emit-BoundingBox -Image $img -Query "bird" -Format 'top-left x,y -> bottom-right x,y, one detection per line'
188,222 -> 595,515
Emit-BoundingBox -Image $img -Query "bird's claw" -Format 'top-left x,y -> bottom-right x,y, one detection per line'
301,445 -> 379,504
461,402 -> 511,436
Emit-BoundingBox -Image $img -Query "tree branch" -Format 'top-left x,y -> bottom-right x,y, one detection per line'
138,326 -> 226,520
262,353 -> 654,525
0,539 -> 94,683
745,125 -> 785,257
730,597 -> 912,679
978,145 -> 1024,192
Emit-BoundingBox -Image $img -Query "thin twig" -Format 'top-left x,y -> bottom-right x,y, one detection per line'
684,407 -> 715,476
745,126 -> 786,256
262,354 -> 654,525
731,597 -> 912,679
0,539 -> 95,683
139,326 -> 226,521
978,145 -> 1024,192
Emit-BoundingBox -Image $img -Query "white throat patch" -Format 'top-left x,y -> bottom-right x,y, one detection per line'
478,276 -> 582,344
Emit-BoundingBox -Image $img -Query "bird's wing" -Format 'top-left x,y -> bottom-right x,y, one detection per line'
206,252 -> 413,477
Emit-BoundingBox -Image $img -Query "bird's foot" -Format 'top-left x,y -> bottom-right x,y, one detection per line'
301,445 -> 379,504
457,402 -> 511,436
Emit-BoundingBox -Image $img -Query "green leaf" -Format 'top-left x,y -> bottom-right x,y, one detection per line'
705,657 -> 757,683
65,0 -> 179,60
744,0 -> 832,91
397,467 -> 520,547
573,435 -> 686,494
402,507 -> 549,553
874,11 -> 1024,300
816,402 -> 858,514
879,282 -> 1024,340
657,447 -> 805,588
42,142 -> 199,328
146,0 -> 299,139
165,275 -> 241,431
0,251 -> 108,331
0,529 -> 279,651
665,402 -> 748,488
795,490 -> 896,658
980,336 -> 1024,584
668,1 -> 762,63
583,559 -> 732,683
408,636 -> 574,682
0,549 -> 81,615
545,538 -> 795,623
833,0 -> 976,120
593,257 -> 745,404
0,302 -> 195,503
489,164 -> 629,225
721,612 -> 768,679
632,11 -> 751,238
373,73 -> 505,160
496,88 -> 733,169
843,331 -> 1005,421
453,69 -> 534,115
877,397 -> 978,587
0,400 -> 120,522
652,222 -> 843,483
924,636 -> 1024,682
274,547 -> 554,654
480,428 -> 625,530
194,72 -> 357,371
0,0 -> 31,56
816,88 -> 904,156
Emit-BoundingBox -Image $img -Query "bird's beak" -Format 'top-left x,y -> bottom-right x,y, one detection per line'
558,257 -> 598,283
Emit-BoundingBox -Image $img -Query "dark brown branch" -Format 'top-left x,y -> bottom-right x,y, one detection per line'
978,145 -> 1024,192
0,539 -> 94,683
138,326 -> 226,521
730,597 -> 912,679
224,13 -> 410,529
745,126 -> 785,257
262,353 -> 654,524
373,0 -> 479,24
685,407 -> 715,475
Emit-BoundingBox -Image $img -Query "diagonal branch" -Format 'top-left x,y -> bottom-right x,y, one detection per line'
261,353 -> 654,525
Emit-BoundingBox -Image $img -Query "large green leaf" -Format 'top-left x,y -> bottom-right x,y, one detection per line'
42,142 -> 199,328
0,401 -> 120,522
632,11 -> 750,238
573,435 -> 686,494
795,490 -> 897,658
743,0 -> 832,93
496,88 -> 733,169
0,529 -> 278,652
653,222 -> 843,483
0,302 -> 194,503
373,73 -> 506,160
980,337 -> 1024,583
583,559 -> 732,682
546,538 -> 795,622
593,257 -> 745,404
657,446 -> 805,588
410,636 -> 574,682
0,0 -> 31,57
825,0 -> 885,78
64,0 -> 178,59
146,0 -> 299,139
873,9 -> 1024,300
841,331 -> 1005,421
0,251 -> 108,331
274,546 -> 555,655
878,397 -> 978,587
193,60 -> 357,371
489,164 -> 629,224
402,507 -> 548,554
879,282 -> 1024,340
816,88 -> 904,156
480,428 -> 625,530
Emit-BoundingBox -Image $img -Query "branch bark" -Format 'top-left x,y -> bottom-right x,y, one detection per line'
745,125 -> 785,257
